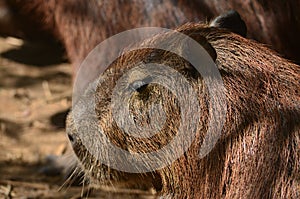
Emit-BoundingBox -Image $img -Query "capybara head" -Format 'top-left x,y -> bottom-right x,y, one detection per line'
67,12 -> 300,198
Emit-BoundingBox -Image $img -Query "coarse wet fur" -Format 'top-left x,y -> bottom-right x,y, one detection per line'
66,21 -> 300,198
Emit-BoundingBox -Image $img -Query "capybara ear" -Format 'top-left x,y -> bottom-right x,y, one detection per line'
187,33 -> 217,62
210,10 -> 247,37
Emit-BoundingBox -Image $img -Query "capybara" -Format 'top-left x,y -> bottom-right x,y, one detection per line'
5,0 -> 202,73
4,1 -> 299,197
66,10 -> 300,199
4,0 -> 300,67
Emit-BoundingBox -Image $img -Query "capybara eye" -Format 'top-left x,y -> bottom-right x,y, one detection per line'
129,76 -> 153,93
129,80 -> 148,92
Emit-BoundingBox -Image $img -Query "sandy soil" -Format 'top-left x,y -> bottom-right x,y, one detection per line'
0,37 -> 156,199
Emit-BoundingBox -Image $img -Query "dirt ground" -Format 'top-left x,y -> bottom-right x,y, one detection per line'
0,37 -> 156,199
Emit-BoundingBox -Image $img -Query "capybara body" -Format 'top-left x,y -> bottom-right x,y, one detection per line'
5,0 -> 300,66
67,21 -> 300,199
6,0 -> 202,72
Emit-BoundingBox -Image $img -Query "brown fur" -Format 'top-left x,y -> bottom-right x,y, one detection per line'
6,0 -> 203,72
67,23 -> 300,198
5,0 -> 300,67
